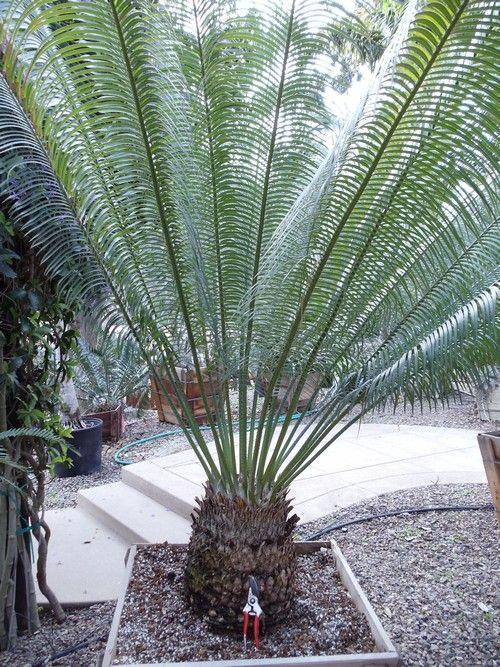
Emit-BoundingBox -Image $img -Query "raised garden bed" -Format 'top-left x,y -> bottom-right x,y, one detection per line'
477,430 -> 500,522
150,368 -> 218,426
103,541 -> 399,666
126,391 -> 151,410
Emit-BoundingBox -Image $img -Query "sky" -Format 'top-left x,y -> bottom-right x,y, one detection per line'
243,0 -> 371,126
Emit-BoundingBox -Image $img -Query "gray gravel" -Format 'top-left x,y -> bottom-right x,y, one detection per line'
0,601 -> 114,667
3,484 -> 497,665
298,483 -> 499,666
114,545 -> 375,663
44,453 -> 122,510
114,410 -> 200,465
354,394 -> 496,431
40,396 -> 498,663
43,410 -> 192,510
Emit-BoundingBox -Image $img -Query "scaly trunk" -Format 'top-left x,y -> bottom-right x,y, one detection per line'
185,487 -> 299,628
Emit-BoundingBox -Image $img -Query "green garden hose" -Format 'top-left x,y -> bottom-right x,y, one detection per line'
114,409 -> 315,465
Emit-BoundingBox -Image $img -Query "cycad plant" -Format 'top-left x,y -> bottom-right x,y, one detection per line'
0,0 -> 498,630
74,335 -> 149,413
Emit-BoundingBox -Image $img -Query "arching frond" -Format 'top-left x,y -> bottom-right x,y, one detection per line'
1,0 -> 498,499
74,335 -> 149,412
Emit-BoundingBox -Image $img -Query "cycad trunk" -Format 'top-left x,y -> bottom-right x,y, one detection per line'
185,487 -> 299,628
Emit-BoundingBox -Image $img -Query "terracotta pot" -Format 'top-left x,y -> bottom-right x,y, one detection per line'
477,430 -> 500,523
85,402 -> 124,442
150,367 -> 219,426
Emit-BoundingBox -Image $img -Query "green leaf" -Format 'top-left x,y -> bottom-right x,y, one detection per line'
27,291 -> 41,310
1,0 -> 498,499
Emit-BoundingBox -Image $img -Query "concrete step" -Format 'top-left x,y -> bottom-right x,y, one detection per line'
78,481 -> 192,544
37,507 -> 129,605
122,460 -> 200,520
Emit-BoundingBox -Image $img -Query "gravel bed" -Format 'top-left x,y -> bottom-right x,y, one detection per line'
0,601 -> 114,667
44,451 -> 122,510
114,544 -> 374,664
3,484 -> 496,665
115,411 -> 205,465
43,411 -> 192,510
298,483 -> 499,666
354,394 -> 496,431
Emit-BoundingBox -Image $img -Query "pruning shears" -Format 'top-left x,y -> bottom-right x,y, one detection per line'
242,575 -> 262,650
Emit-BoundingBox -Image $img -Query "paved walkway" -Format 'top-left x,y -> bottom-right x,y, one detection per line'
39,423 -> 486,605
132,423 -> 486,522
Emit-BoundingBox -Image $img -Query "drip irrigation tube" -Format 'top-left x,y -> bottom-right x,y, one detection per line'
305,503 -> 495,541
114,409 -> 316,465
31,635 -> 107,667
30,621 -> 109,666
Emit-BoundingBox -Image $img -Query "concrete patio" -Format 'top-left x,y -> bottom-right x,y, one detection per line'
38,423 -> 487,605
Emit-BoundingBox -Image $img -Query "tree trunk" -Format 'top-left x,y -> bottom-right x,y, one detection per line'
0,343 -> 41,649
0,469 -> 40,650
185,487 -> 299,628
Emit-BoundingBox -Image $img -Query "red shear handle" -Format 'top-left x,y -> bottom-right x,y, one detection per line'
253,615 -> 260,650
242,611 -> 260,650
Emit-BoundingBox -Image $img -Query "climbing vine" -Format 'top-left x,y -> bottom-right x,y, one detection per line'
0,208 -> 78,648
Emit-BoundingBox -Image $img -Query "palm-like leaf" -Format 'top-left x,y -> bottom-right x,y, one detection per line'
328,0 -> 406,71
0,0 -> 498,501
74,335 -> 149,412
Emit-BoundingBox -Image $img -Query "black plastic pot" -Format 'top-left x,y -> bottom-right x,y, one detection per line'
54,418 -> 103,478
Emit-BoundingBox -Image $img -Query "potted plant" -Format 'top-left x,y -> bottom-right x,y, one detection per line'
54,416 -> 103,477
476,373 -> 500,523
54,368 -> 103,477
55,372 -> 103,477
255,371 -> 322,413
74,335 -> 149,441
149,333 -> 220,426
476,373 -> 500,422
1,0 -> 498,658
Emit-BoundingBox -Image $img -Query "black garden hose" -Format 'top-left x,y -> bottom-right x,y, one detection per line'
31,625 -> 108,666
305,503 -> 495,541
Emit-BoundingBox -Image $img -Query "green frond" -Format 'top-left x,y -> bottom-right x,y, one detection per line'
74,334 -> 149,412
273,284 -> 498,489
0,426 -> 66,448
0,74 -> 107,307
1,0 -> 498,500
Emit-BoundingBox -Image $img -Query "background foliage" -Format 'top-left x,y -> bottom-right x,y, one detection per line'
0,205 -> 73,646
74,334 -> 149,413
